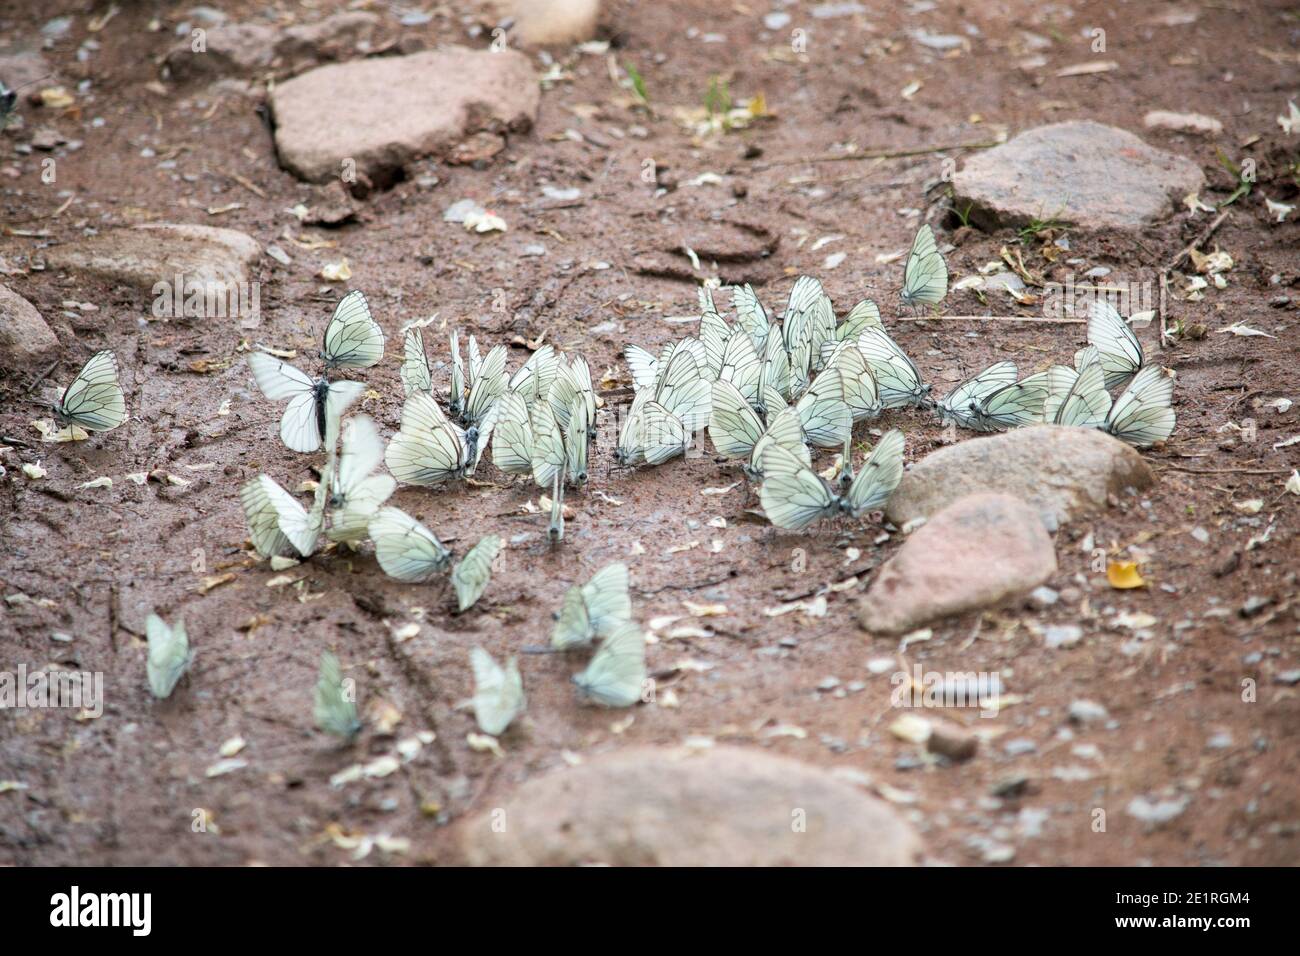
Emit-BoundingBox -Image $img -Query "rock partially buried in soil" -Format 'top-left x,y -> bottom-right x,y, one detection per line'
0,285 -> 59,369
164,13 -> 382,81
455,745 -> 920,866
885,426 -> 1154,532
270,48 -> 539,184
952,121 -> 1205,230
44,224 -> 262,302
859,493 -> 1057,636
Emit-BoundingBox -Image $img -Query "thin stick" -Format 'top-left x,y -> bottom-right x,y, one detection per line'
1168,211 -> 1229,270
1159,465 -> 1291,476
891,314 -> 1086,324
750,138 -> 1003,172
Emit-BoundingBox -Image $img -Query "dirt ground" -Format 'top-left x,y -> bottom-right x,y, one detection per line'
1,0 -> 1298,866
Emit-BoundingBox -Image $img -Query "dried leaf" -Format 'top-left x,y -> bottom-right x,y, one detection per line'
1106,560 -> 1146,589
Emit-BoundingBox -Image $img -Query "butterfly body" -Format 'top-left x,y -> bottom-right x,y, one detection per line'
52,350 -> 127,433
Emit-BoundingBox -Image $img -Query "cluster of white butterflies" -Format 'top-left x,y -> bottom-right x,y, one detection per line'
242,291 -> 505,611
616,224 -> 1173,529
470,562 -> 648,737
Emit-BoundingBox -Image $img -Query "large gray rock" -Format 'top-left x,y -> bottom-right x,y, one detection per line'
886,426 -> 1154,532
43,224 -> 261,304
457,746 -> 920,866
0,285 -> 58,369
270,48 -> 539,183
953,121 -> 1204,230
860,493 -> 1057,636
164,13 -> 382,81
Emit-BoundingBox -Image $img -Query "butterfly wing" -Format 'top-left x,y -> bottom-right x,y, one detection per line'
732,283 -> 769,352
490,390 -> 535,475
795,366 -> 851,448
843,429 -> 906,516
451,535 -> 502,611
401,327 -> 433,396
464,343 -> 507,426
1106,365 -> 1175,447
573,620 -> 646,708
529,400 -> 566,489
757,442 -> 837,530
748,405 -> 810,480
709,378 -> 765,459
551,585 -> 594,649
699,310 -> 731,379
838,299 -> 882,340
146,614 -> 191,699
581,562 -> 632,636
824,340 -> 882,422
900,223 -> 948,307
368,506 -> 451,582
1088,298 -> 1144,390
856,327 -> 927,408
322,290 -> 384,368
564,395 -> 590,485
938,361 -> 1017,428
975,370 -> 1050,431
717,327 -> 762,406
470,647 -> 525,736
55,350 -> 126,432
1054,351 -> 1111,428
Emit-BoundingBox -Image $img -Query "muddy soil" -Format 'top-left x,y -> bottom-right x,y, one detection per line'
1,0 -> 1297,865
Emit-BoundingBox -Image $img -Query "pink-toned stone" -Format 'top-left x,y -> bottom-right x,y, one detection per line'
456,745 -> 920,866
270,48 -> 539,183
860,493 -> 1057,635
0,285 -> 58,369
953,121 -> 1204,230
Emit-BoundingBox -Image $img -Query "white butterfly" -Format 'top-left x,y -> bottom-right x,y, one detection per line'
572,619 -> 647,708
470,647 -> 525,737
239,474 -> 321,558
490,390 -> 535,476
699,310 -> 732,380
564,394 -> 590,486
451,535 -> 502,612
1105,364 -> 1175,448
1087,298 -> 1144,390
52,350 -> 127,433
653,348 -> 712,434
623,343 -> 662,392
758,328 -> 792,409
314,651 -> 361,739
326,416 -> 396,544
899,223 -> 948,308
508,344 -> 562,402
938,361 -> 1019,429
709,379 -> 767,461
321,290 -> 385,369
385,393 -> 471,486
746,405 -> 811,482
731,283 -> 769,353
146,613 -> 192,699
400,326 -> 433,397
448,329 -> 466,419
548,466 -> 566,543
1045,347 -> 1111,428
969,370 -> 1051,432
717,326 -> 763,408
758,429 -> 905,529
368,506 -> 451,582
822,340 -> 882,422
552,563 -> 633,649
247,351 -> 365,453
463,342 -> 507,427
836,299 -> 883,341
796,366 -> 852,448
549,355 -> 597,438
530,399 -> 567,490
856,327 -> 930,408
616,388 -> 689,466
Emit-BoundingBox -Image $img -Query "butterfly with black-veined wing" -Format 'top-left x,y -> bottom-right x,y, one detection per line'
1045,347 -> 1112,429
490,390 -> 535,476
385,392 -> 471,486
462,342 -> 507,427
239,473 -> 322,558
548,354 -> 598,439
731,283 -> 769,353
326,416 -> 396,544
615,388 -> 690,466
451,535 -> 502,612
968,370 -> 1051,432
1087,298 -> 1145,390
899,223 -> 949,309
400,325 -> 433,397
314,652 -> 361,740
368,506 -> 452,582
1105,364 -> 1175,448
795,366 -> 852,448
470,647 -> 525,737
51,350 -> 127,434
758,430 -> 906,529
508,344 -> 562,402
321,290 -> 384,369
551,563 -> 633,650
937,361 -> 1018,429
572,619 -> 647,708
247,351 -> 365,453
856,326 -> 931,408
745,405 -> 810,482
822,339 -> 883,423
145,613 -> 193,699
